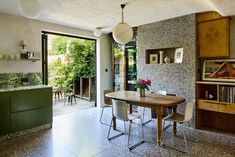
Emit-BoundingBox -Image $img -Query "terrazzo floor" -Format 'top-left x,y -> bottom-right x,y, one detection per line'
53,98 -> 95,116
0,107 -> 234,157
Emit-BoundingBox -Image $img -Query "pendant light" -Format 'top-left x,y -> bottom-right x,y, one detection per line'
112,4 -> 133,45
94,27 -> 102,37
19,0 -> 42,19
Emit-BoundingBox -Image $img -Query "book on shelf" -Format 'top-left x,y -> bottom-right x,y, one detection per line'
219,86 -> 235,104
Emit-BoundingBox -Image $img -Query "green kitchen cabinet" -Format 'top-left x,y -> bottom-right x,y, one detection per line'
0,86 -> 52,135
0,92 -> 10,135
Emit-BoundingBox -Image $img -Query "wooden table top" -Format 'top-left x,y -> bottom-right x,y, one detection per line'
105,91 -> 185,108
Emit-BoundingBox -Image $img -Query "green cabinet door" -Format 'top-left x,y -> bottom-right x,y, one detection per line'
11,88 -> 52,112
0,92 -> 10,135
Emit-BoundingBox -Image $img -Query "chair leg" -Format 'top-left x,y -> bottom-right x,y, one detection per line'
182,127 -> 188,153
127,121 -> 131,149
128,119 -> 145,150
142,108 -> 151,125
124,121 -> 126,133
107,119 -> 125,141
74,96 -> 77,104
100,107 -> 112,126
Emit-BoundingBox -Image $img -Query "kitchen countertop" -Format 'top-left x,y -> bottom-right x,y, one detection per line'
0,85 -> 51,93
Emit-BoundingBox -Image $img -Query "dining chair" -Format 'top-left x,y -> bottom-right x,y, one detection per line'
142,90 -> 167,125
107,99 -> 144,150
100,89 -> 113,126
162,100 -> 198,153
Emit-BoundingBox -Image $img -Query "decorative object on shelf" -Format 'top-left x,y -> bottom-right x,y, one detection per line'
202,59 -> 235,82
0,54 -> 3,60
112,3 -> 133,45
20,40 -> 27,50
19,0 -> 42,19
93,27 -> 102,37
174,48 -> 183,63
159,51 -> 164,64
164,56 -> 170,63
135,79 -> 151,97
149,54 -> 158,64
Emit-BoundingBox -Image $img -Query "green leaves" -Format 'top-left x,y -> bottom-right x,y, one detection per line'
48,36 -> 95,87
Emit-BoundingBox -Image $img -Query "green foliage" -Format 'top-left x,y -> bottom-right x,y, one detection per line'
48,36 -> 95,87
48,36 -> 69,55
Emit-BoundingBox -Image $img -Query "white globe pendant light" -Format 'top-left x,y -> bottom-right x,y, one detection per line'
112,4 -> 133,45
19,0 -> 42,19
94,28 -> 102,37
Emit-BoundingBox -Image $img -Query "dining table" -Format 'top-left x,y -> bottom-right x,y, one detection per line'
105,91 -> 185,146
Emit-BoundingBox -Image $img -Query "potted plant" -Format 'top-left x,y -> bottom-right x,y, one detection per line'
135,79 -> 151,97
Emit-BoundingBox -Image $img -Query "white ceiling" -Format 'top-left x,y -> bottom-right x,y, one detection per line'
0,0 -> 235,33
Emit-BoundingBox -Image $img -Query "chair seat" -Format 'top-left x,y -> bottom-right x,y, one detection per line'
128,113 -> 142,120
164,113 -> 185,123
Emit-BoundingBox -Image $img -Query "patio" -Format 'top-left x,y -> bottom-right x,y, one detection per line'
53,97 -> 95,116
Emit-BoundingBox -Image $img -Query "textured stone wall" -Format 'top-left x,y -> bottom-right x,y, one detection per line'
137,14 -> 196,126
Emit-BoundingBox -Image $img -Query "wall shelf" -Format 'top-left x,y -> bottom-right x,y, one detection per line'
145,47 -> 183,64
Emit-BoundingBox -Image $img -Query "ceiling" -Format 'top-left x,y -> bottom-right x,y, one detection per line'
0,0 -> 235,33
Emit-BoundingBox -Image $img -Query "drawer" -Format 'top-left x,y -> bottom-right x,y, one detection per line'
10,88 -> 52,112
198,100 -> 235,114
10,106 -> 52,132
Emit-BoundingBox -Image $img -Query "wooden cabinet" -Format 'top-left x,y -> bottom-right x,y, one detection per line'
197,12 -> 230,57
73,77 -> 95,101
196,82 -> 235,132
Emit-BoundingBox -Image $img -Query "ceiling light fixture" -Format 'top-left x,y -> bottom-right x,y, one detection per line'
94,27 -> 102,37
112,4 -> 133,45
19,0 -> 42,19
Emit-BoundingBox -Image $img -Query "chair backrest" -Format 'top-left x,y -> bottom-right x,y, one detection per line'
112,99 -> 128,121
104,89 -> 113,105
183,100 -> 195,122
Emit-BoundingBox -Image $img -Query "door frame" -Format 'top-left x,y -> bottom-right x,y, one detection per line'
41,31 -> 97,106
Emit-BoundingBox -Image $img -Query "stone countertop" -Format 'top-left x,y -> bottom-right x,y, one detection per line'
0,85 -> 51,93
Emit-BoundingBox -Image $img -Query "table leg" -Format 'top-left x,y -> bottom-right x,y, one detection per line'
112,115 -> 116,130
155,106 -> 164,146
172,106 -> 177,136
129,104 -> 133,114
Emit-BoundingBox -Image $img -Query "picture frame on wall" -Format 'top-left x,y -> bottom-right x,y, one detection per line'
202,59 -> 235,82
174,48 -> 183,63
149,54 -> 158,64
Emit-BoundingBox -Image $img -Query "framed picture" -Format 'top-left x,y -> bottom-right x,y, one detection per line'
202,59 -> 235,82
174,48 -> 183,63
149,54 -> 158,64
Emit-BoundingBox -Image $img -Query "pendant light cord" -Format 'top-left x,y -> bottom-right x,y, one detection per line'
121,4 -> 126,23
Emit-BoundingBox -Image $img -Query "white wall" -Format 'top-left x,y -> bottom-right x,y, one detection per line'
0,12 -> 112,107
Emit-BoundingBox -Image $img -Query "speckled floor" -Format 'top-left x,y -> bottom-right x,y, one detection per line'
0,107 -> 234,157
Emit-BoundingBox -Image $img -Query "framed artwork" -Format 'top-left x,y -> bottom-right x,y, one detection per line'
202,59 -> 235,82
149,54 -> 158,64
174,48 -> 183,63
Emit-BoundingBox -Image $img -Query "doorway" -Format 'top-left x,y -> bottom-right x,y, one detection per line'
42,31 -> 97,116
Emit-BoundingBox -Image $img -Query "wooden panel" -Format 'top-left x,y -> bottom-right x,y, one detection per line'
10,106 -> 52,132
200,110 -> 235,132
198,17 -> 229,57
0,93 -> 10,135
11,88 -> 52,112
197,11 -> 223,23
198,99 -> 235,114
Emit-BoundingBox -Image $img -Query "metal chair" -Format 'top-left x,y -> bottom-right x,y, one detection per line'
107,99 -> 144,150
100,89 -> 113,126
142,90 -> 167,125
163,100 -> 198,153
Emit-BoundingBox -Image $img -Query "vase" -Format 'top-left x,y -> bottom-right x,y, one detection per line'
159,51 -> 164,64
140,88 -> 145,97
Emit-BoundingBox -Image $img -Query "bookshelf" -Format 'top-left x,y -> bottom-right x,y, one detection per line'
196,81 -> 235,132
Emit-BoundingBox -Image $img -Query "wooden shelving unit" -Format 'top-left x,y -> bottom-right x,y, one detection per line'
195,12 -> 235,133
196,82 -> 235,132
